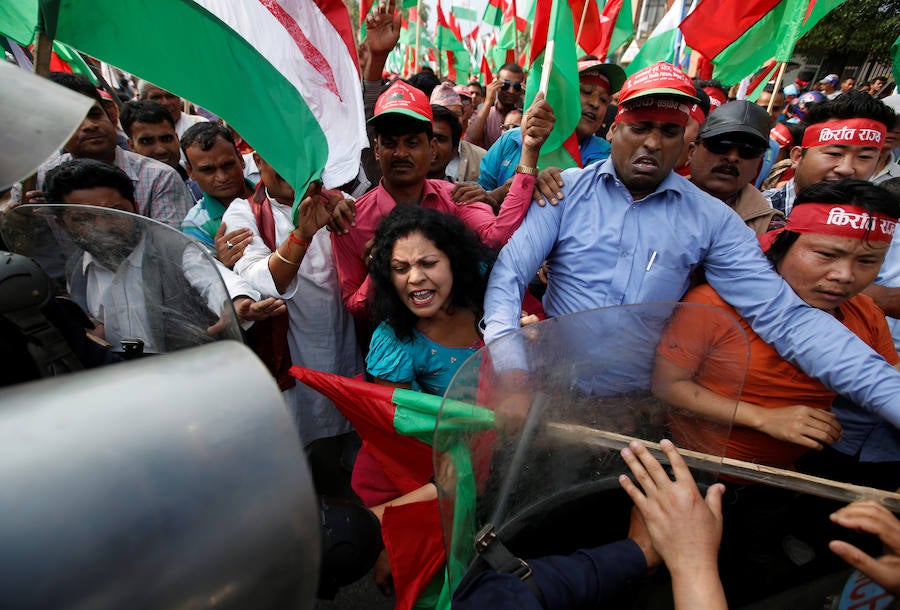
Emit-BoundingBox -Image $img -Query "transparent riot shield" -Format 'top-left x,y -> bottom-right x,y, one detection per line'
434,303 -> 750,594
1,204 -> 242,355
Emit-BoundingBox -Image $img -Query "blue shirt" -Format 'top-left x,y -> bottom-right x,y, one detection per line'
366,322 -> 481,396
478,129 -> 611,190
829,235 -> 900,462
754,138 -> 782,188
483,159 -> 900,428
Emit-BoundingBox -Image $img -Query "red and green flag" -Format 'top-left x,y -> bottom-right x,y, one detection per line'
482,0 -> 505,27
595,0 -> 635,60
0,1 -> 96,81
525,0 -> 583,170
679,0 -> 848,85
290,366 -> 494,610
24,0 -> 366,226
491,0 -> 528,70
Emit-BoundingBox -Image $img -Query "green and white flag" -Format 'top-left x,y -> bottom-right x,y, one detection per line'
626,0 -> 687,75
31,0 -> 366,220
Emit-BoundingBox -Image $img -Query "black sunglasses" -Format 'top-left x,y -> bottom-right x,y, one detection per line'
701,138 -> 767,159
500,80 -> 523,92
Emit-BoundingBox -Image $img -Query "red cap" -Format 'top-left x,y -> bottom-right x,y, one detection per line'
369,80 -> 433,124
577,60 -> 626,94
97,88 -> 114,102
618,62 -> 698,106
703,86 -> 727,110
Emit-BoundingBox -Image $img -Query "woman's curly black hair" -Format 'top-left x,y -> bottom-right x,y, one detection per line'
368,205 -> 496,340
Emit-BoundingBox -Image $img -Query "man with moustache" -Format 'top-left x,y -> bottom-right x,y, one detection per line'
23,73 -> 193,229
688,100 -> 784,235
483,62 -> 900,431
331,79 -> 544,326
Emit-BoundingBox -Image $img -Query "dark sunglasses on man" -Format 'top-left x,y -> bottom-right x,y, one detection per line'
500,80 -> 523,92
701,138 -> 767,160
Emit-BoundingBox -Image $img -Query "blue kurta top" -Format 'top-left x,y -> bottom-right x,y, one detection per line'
367,321 -> 481,396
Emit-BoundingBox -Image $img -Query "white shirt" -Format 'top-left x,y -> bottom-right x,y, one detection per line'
224,192 -> 362,446
83,236 -> 155,353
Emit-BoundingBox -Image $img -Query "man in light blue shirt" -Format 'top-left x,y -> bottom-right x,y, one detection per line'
484,62 -> 900,429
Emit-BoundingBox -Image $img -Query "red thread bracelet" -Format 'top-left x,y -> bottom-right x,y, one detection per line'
289,233 -> 311,248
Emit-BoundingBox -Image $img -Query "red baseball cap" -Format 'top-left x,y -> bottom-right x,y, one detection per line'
618,62 -> 698,105
578,60 -> 626,94
369,80 -> 433,124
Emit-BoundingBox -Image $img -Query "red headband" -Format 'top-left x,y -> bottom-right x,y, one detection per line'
615,97 -> 691,126
760,203 -> 897,251
770,123 -> 793,148
580,72 -> 611,92
689,103 -> 706,125
801,118 -> 886,149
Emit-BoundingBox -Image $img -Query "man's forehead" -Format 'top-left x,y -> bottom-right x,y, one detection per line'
498,69 -> 523,81
132,120 -> 175,134
798,232 -> 890,253
187,137 -> 239,160
378,130 -> 428,141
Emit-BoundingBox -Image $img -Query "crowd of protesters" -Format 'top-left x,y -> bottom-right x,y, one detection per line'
3,0 -> 900,607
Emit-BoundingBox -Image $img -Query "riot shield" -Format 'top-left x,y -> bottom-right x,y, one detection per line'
1,204 -> 242,354
434,303 -> 750,593
0,341 -> 319,610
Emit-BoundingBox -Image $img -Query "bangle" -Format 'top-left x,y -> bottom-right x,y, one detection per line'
514,164 -> 539,176
289,232 -> 312,248
274,249 -> 299,266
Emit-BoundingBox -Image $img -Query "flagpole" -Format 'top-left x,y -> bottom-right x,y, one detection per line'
768,61 -> 788,114
575,0 -> 591,49
414,0 -> 422,73
512,0 -> 519,60
23,25 -> 54,196
539,40 -> 554,95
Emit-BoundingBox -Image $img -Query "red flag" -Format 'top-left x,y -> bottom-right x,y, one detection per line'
481,53 -> 494,83
570,0 -> 603,53
383,500 -> 446,610
360,0 -> 375,27
502,0 -> 529,33
745,58 -> 779,95
679,0 -> 783,60
290,366 -> 433,494
594,0 -> 625,60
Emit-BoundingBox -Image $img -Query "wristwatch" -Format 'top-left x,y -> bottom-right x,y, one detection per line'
514,164 -> 539,176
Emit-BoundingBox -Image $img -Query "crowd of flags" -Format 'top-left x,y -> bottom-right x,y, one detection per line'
1,0 -> 885,236
355,0 -> 856,89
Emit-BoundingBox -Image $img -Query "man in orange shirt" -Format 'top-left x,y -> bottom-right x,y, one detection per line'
654,179 -> 899,468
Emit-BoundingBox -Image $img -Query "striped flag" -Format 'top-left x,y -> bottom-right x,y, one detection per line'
37,0 -> 366,223
680,0 -> 848,85
626,0 -> 691,75
526,0 -> 583,169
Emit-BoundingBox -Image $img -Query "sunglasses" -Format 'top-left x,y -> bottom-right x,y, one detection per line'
500,123 -> 519,131
500,80 -> 524,92
701,138 -> 767,159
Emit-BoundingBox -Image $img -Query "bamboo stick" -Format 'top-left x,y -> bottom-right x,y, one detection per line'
544,423 -> 900,512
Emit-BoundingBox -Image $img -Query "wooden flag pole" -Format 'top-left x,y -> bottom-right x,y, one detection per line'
768,61 -> 788,115
575,0 -> 591,49
22,30 -> 54,196
538,39 -> 554,96
414,0 -> 422,73
544,423 -> 900,512
512,0 -> 519,59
